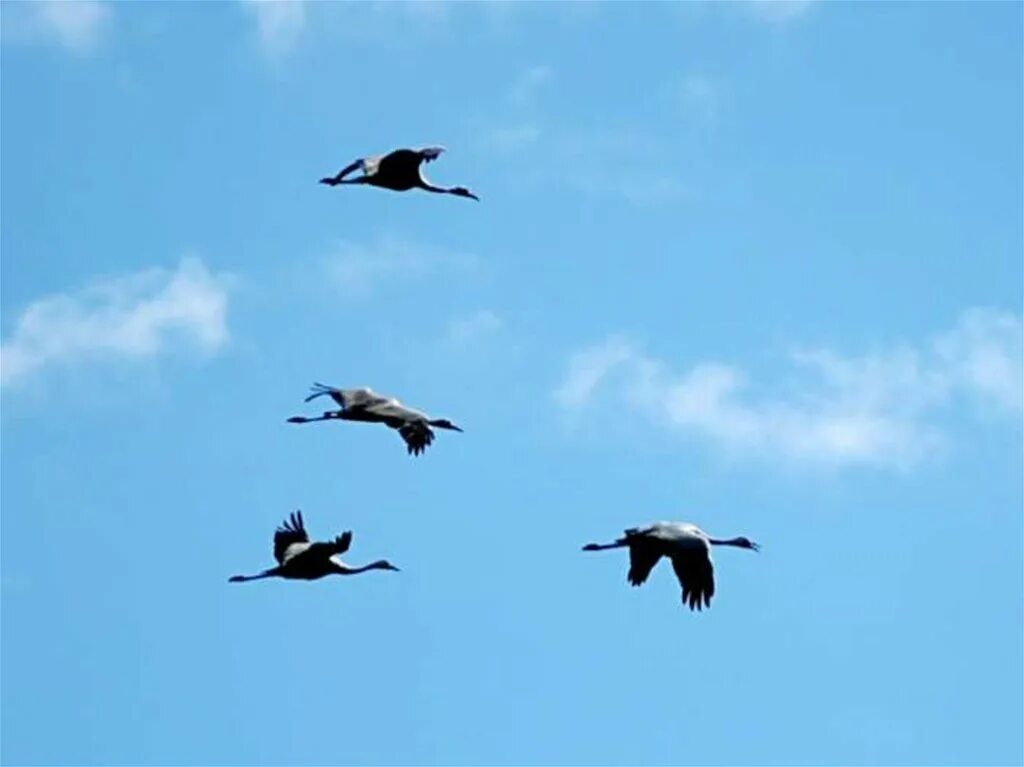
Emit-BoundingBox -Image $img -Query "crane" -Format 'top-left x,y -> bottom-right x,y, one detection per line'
582,522 -> 759,610
319,146 -> 480,200
287,384 -> 463,456
228,511 -> 399,583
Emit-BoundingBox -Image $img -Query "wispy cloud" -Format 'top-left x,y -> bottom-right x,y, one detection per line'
488,122 -> 689,204
677,73 -> 720,123
555,336 -> 637,410
249,2 -> 452,50
487,124 -> 543,152
555,309 -> 1022,469
483,66 -> 688,205
483,64 -> 552,151
1,258 -> 231,386
506,65 -> 552,109
241,0 -> 306,56
746,0 -> 817,25
2,1 -> 112,54
444,310 -> 503,347
324,236 -> 480,299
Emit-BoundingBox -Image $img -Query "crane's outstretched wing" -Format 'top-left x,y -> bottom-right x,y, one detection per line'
331,530 -> 353,555
418,146 -> 445,163
297,530 -> 353,563
397,421 -> 435,456
361,397 -> 425,421
670,551 -> 715,611
626,538 -> 663,587
274,511 -> 310,564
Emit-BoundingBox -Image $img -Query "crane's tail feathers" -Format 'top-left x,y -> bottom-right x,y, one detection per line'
304,383 -> 338,403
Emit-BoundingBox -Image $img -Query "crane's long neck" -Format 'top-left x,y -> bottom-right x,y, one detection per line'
417,178 -> 456,196
332,560 -> 386,576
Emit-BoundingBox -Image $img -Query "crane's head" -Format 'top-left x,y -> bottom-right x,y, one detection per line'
371,560 -> 401,572
735,537 -> 760,552
449,186 -> 480,201
429,418 -> 464,433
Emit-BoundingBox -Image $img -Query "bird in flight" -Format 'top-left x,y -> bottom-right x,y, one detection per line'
319,146 -> 480,201
582,522 -> 759,610
228,511 -> 400,583
287,384 -> 464,456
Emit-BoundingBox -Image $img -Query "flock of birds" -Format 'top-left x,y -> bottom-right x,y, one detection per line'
228,146 -> 759,611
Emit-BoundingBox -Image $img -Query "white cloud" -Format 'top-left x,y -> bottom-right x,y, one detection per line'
934,308 -> 1023,412
555,309 -> 1022,469
324,235 -> 479,299
3,1 -> 112,53
242,0 -> 306,56
746,0 -> 817,24
445,310 -> 503,347
1,258 -> 231,386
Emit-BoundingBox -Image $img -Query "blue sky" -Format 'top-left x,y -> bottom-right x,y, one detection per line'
1,2 -> 1021,765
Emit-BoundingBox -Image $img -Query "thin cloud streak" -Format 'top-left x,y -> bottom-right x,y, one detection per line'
324,236 -> 480,299
1,258 -> 231,386
555,309 -> 1022,469
746,0 -> 817,24
506,65 -> 552,108
444,310 -> 503,347
241,0 -> 306,56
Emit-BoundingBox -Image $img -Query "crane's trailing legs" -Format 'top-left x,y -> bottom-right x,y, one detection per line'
319,159 -> 365,187
228,567 -> 281,583
582,539 -> 628,551
286,412 -> 342,424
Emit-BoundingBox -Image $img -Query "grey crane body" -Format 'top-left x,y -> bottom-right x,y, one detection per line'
319,146 -> 479,200
229,511 -> 399,583
287,384 -> 463,456
582,522 -> 758,610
